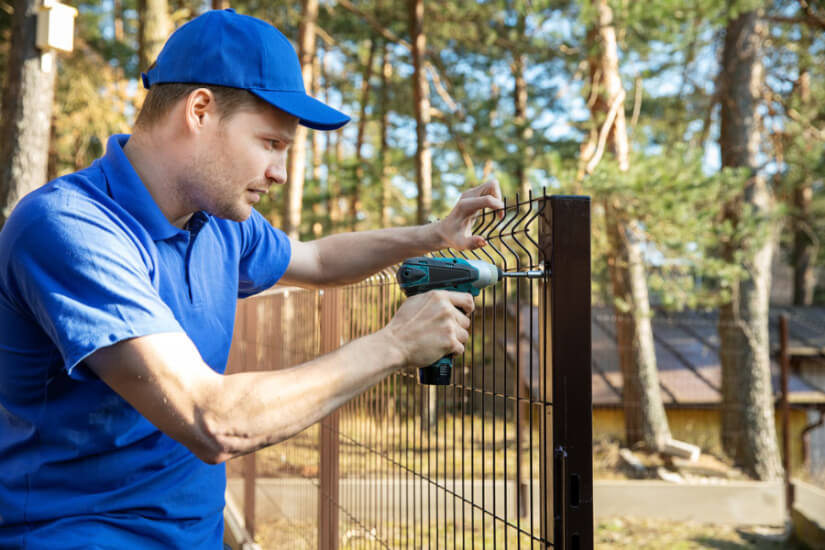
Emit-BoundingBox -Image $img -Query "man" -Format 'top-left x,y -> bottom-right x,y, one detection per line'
0,8 -> 502,549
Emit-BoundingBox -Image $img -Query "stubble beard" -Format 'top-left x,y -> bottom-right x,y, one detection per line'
183,147 -> 253,223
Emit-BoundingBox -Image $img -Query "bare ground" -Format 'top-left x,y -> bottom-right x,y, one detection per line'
251,517 -> 805,549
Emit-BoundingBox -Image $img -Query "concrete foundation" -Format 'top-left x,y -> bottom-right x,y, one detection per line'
792,480 -> 825,549
227,477 -> 787,528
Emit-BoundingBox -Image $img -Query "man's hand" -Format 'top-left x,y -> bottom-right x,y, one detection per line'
381,290 -> 474,368
436,180 -> 504,251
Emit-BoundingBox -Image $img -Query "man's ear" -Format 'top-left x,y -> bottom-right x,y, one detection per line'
184,88 -> 217,133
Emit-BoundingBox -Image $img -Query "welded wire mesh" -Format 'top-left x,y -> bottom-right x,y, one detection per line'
333,191 -> 549,549
225,193 -> 594,549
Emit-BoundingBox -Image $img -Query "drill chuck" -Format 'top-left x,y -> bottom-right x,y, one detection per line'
466,259 -> 501,289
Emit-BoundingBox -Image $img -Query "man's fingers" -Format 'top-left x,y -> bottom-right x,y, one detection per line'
462,179 -> 502,200
485,179 -> 503,201
443,290 -> 475,315
454,327 -> 469,353
483,179 -> 505,219
457,195 -> 504,216
453,307 -> 471,329
390,290 -> 477,367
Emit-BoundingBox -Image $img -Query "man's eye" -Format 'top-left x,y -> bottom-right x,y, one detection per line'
268,140 -> 279,149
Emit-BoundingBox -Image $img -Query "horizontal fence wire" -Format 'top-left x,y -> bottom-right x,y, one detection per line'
224,192 -> 598,549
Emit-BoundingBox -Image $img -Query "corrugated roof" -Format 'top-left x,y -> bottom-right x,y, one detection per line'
505,305 -> 825,407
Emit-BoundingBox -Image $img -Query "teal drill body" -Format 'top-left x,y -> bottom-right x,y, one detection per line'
396,257 -> 502,385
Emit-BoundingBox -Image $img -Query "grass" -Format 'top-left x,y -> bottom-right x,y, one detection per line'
255,517 -> 545,549
595,518 -> 804,550
252,516 -> 805,549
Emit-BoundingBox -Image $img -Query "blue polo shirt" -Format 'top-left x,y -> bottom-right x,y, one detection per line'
0,134 -> 291,548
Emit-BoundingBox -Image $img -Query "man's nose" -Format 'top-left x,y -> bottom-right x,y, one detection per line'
265,158 -> 287,185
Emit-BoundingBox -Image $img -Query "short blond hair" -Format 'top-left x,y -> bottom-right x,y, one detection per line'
134,81 -> 268,129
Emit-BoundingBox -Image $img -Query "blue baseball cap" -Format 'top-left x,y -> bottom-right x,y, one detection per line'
141,9 -> 349,131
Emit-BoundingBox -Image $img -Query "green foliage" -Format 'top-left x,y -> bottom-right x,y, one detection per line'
586,147 -> 752,310
7,0 -> 822,306
51,41 -> 132,177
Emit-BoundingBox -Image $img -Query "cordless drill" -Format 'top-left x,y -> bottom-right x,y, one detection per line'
396,256 -> 541,385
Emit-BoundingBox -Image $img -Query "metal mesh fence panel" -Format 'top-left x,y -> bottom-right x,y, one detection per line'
225,194 -> 593,549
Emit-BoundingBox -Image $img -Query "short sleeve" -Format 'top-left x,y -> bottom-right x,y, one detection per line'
7,199 -> 184,380
237,208 -> 292,297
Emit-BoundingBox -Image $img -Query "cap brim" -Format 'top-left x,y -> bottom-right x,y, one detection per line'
250,89 -> 350,131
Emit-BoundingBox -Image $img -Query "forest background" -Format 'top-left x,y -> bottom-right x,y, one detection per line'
0,0 -> 823,481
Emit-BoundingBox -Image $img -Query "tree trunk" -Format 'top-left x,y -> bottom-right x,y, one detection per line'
282,0 -> 318,238
350,39 -> 376,231
379,41 -> 392,229
510,12 -> 535,304
311,49 -> 323,239
792,182 -> 814,305
407,0 -> 431,225
624,218 -> 670,448
511,12 -> 531,201
113,0 -> 125,42
212,0 -> 229,10
408,0 -> 436,423
791,31 -> 815,306
588,0 -> 671,451
311,50 -> 323,184
605,211 -> 642,442
0,0 -> 58,227
321,49 -> 338,234
717,10 -> 782,481
138,0 -> 170,71
46,112 -> 58,183
490,82 -> 499,128
329,129 -> 342,230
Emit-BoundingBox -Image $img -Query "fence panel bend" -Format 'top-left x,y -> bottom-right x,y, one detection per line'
225,193 -> 592,550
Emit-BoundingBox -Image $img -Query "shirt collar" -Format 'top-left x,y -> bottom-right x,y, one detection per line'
99,134 -> 188,241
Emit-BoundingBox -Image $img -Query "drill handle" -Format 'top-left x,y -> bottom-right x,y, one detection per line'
418,304 -> 467,386
419,355 -> 453,385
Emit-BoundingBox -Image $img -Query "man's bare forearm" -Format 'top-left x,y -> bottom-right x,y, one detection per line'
202,328 -> 405,462
282,182 -> 503,288
312,224 -> 445,286
86,289 -> 470,465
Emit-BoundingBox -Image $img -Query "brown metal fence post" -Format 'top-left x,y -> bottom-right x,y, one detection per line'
540,195 -> 593,549
241,299 -> 257,539
779,314 -> 793,518
539,197 -> 554,547
319,288 -> 342,550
